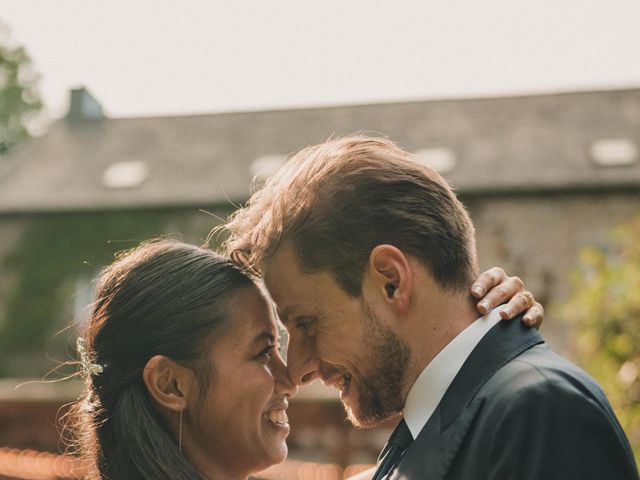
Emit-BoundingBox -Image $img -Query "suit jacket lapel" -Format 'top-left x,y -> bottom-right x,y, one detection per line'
389,318 -> 544,480
389,397 -> 485,480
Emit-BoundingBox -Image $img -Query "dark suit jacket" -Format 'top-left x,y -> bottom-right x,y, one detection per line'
389,318 -> 639,480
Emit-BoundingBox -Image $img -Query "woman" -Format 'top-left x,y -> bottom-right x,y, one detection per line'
71,240 -> 541,480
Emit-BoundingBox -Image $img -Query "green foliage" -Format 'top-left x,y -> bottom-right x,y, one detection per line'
563,215 -> 640,462
0,211 -> 176,377
0,21 -> 43,154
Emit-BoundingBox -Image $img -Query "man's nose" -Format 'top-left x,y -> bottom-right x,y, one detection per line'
273,353 -> 298,397
286,339 -> 320,386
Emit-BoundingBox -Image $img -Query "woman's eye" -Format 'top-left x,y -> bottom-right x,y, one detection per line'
259,345 -> 275,361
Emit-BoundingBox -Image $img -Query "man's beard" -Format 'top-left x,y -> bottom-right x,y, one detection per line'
344,304 -> 411,429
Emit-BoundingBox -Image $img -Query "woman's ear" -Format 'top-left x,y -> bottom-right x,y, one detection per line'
367,244 -> 412,314
143,355 -> 195,413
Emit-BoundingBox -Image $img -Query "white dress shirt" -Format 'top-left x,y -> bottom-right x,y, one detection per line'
402,307 -> 503,439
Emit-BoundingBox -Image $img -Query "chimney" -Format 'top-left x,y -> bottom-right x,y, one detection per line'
66,87 -> 104,123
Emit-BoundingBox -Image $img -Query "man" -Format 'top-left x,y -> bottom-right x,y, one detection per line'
223,136 -> 638,479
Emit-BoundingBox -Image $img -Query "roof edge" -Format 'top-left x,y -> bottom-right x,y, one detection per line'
50,84 -> 640,123
1,183 -> 638,216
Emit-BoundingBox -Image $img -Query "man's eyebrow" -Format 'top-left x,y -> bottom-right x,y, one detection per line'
276,305 -> 298,326
277,307 -> 292,326
253,330 -> 275,344
277,304 -> 318,329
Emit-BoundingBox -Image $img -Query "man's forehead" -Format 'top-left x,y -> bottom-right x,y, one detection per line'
260,249 -> 307,301
275,304 -> 296,326
256,278 -> 302,325
261,243 -> 303,276
259,245 -> 333,324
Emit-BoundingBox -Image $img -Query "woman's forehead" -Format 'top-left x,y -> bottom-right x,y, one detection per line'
225,286 -> 279,340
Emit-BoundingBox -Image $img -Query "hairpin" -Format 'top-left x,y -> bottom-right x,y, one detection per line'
77,337 -> 104,378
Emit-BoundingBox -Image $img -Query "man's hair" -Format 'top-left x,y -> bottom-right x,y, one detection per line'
222,135 -> 478,296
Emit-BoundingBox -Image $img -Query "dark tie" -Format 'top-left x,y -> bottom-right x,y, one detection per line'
372,419 -> 413,480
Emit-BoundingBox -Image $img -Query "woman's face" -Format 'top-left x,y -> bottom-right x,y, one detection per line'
185,285 -> 297,479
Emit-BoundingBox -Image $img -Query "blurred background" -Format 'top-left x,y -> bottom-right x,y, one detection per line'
0,1 -> 639,479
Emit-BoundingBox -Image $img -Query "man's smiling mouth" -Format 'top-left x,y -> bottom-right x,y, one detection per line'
324,372 -> 352,394
337,373 -> 351,392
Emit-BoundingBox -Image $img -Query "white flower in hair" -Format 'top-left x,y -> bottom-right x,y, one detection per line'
77,337 -> 104,378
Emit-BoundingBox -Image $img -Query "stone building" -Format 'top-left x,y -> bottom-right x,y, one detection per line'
0,86 -> 639,468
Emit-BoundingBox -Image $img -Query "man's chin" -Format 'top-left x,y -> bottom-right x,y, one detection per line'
339,388 -> 368,428
342,395 -> 388,429
345,406 -> 372,429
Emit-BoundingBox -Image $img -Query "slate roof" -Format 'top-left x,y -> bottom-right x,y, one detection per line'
1,88 -> 639,213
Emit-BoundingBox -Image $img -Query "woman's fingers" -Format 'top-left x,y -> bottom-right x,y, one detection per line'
471,267 -> 545,328
471,267 -> 510,299
522,302 -> 544,327
498,291 -> 534,318
474,274 -> 525,315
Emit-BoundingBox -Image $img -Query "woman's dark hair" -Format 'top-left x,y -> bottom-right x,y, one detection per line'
68,239 -> 255,480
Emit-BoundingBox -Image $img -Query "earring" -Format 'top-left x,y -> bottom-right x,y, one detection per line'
179,408 -> 183,453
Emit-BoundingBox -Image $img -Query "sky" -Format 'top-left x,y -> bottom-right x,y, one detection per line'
1,0 -> 639,119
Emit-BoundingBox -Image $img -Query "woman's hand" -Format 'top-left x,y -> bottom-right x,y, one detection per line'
470,267 -> 544,327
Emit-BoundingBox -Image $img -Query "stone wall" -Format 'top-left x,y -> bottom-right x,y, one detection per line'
466,190 -> 640,354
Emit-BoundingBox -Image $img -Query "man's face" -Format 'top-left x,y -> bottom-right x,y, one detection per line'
262,246 -> 411,428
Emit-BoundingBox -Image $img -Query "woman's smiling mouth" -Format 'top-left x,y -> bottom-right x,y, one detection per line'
265,409 -> 289,426
263,403 -> 290,434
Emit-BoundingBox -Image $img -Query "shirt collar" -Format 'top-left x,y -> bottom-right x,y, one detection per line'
402,307 -> 503,439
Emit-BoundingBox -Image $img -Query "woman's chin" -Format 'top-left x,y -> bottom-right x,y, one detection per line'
269,442 -> 288,465
250,444 -> 288,476
252,417 -> 290,471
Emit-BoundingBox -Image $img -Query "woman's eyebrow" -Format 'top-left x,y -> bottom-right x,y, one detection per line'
252,330 -> 275,344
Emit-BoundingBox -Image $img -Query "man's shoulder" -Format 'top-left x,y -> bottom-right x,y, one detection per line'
442,345 -> 640,480
404,340 -> 638,480
478,343 -> 612,417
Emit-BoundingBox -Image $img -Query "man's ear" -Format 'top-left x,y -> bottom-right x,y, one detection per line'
143,355 -> 195,413
367,244 -> 412,314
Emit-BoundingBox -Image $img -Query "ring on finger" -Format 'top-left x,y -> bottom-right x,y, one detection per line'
521,291 -> 534,309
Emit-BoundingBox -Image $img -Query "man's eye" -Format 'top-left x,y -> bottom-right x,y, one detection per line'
296,319 -> 316,336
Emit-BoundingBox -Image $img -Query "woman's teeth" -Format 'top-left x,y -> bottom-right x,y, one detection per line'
266,410 -> 289,425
